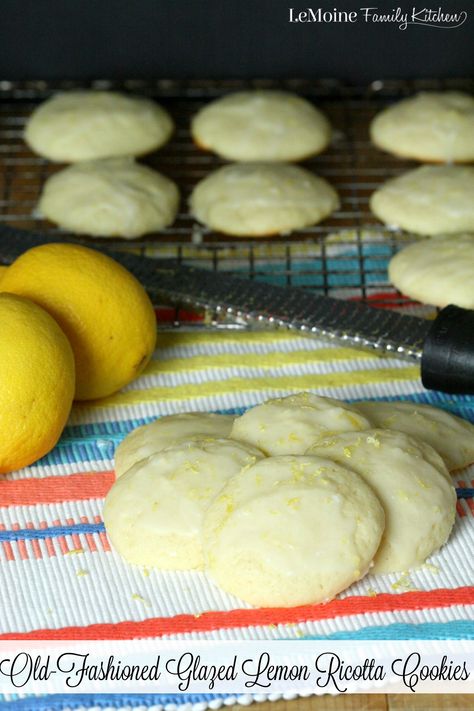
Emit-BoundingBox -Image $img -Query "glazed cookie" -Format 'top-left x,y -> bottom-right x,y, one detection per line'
190,163 -> 339,237
388,234 -> 474,309
191,89 -> 331,162
308,429 -> 456,573
370,165 -> 474,235
115,412 -> 235,477
25,91 -> 173,162
355,400 -> 474,472
230,392 -> 371,456
104,438 -> 263,570
370,91 -> 474,163
38,158 -> 179,238
203,455 -> 385,607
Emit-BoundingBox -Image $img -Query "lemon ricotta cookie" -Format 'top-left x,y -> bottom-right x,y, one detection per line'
103,438 -> 263,570
115,413 -> 234,477
190,162 -> 339,237
191,89 -> 331,162
388,234 -> 474,309
370,91 -> 474,163
355,399 -> 474,472
308,429 -> 456,573
370,165 -> 474,235
203,455 -> 385,607
230,392 -> 371,456
38,158 -> 179,238
25,91 -> 174,162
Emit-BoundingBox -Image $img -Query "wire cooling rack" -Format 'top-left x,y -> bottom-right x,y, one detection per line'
0,78 -> 472,321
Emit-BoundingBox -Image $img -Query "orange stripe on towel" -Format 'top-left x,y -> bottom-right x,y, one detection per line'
2,586 -> 473,640
0,471 -> 115,507
0,524 -> 14,562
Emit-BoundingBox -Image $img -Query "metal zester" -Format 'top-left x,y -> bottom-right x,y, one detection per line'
1,224 -> 473,395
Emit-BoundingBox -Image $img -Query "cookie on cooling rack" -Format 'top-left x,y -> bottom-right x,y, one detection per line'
203,455 -> 385,606
370,91 -> 474,163
230,392 -> 371,455
115,412 -> 235,477
355,399 -> 474,472
104,438 -> 263,570
38,158 -> 179,238
388,233 -> 474,310
308,429 -> 456,574
370,165 -> 474,235
191,89 -> 332,162
190,162 -> 339,237
25,91 -> 174,162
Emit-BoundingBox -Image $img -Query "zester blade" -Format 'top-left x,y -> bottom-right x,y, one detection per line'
0,224 -> 431,361
150,262 -> 431,360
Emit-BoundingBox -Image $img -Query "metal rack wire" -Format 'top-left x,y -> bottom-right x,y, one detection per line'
0,78 -> 472,323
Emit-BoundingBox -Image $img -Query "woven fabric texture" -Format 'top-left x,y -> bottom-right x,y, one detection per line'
1,323 -> 473,709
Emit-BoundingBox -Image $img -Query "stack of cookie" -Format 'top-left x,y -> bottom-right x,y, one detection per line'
25,91 -> 180,238
369,91 -> 474,308
189,90 -> 340,237
102,391 -> 471,608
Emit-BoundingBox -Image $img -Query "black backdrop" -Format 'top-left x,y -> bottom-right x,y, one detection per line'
0,0 -> 472,82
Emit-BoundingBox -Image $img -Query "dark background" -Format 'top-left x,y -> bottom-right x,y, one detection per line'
0,0 -> 472,82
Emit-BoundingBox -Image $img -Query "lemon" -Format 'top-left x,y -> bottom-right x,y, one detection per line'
0,265 -> 8,284
1,243 -> 157,400
0,293 -> 75,474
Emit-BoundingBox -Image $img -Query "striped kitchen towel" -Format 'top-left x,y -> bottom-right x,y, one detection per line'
1,328 -> 473,710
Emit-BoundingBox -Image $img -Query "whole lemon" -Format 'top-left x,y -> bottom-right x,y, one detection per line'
1,243 -> 157,400
0,265 -> 8,284
0,293 -> 75,474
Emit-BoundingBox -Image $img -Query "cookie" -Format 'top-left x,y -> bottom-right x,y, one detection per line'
370,165 -> 474,235
308,429 -> 456,573
203,455 -> 385,607
38,158 -> 179,238
115,412 -> 234,477
230,392 -> 371,456
191,89 -> 331,162
190,163 -> 339,237
355,400 -> 474,472
370,91 -> 474,163
103,438 -> 263,570
25,91 -> 174,162
388,234 -> 474,309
